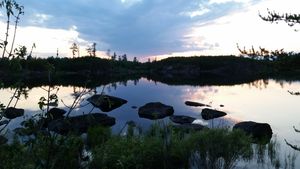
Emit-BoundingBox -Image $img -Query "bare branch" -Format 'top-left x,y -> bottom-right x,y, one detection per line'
285,139 -> 300,151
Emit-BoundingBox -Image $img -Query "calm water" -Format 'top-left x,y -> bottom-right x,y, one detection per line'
1,78 -> 300,168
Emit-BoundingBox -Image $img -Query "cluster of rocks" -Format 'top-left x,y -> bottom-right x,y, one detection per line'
44,94 -> 126,135
0,95 -> 273,144
137,100 -> 272,143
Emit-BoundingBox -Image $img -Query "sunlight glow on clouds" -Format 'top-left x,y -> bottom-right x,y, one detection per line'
0,20 -> 94,57
0,0 -> 299,60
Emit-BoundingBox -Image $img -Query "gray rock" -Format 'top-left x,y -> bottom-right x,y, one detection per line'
138,102 -> 174,120
185,101 -> 210,107
3,107 -> 24,119
233,121 -> 273,144
201,108 -> 227,120
170,115 -> 196,124
48,113 -> 115,135
87,95 -> 127,112
47,108 -> 66,120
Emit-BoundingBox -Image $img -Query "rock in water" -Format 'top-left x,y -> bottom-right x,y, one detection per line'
48,113 -> 115,135
87,95 -> 127,112
201,108 -> 227,120
0,135 -> 8,145
233,121 -> 273,144
185,101 -> 210,107
138,102 -> 174,120
47,108 -> 66,120
3,107 -> 24,119
170,115 -> 196,124
131,106 -> 138,109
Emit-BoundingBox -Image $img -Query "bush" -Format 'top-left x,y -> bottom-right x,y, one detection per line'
190,129 -> 253,169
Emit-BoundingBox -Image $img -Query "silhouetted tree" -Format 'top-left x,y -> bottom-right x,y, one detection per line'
133,57 -> 138,63
56,48 -> 59,57
92,43 -> 96,57
86,42 -> 96,57
111,52 -> 117,61
27,43 -> 35,59
122,54 -> 127,61
70,43 -> 79,58
106,49 -> 111,58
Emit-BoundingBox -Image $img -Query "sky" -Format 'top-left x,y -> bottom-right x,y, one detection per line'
0,0 -> 300,61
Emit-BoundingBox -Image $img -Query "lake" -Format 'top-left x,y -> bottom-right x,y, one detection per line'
1,77 -> 300,168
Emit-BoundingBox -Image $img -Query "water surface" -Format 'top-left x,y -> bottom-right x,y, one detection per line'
1,78 -> 300,168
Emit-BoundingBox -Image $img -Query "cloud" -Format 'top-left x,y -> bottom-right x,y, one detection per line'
181,8 -> 211,18
11,0 -> 256,58
0,20 -> 94,57
13,0 -> 300,61
120,0 -> 142,7
29,13 -> 52,25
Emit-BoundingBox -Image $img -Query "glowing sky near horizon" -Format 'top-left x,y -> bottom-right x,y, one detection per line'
0,0 -> 300,60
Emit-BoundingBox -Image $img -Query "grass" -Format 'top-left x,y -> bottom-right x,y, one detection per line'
0,121 -> 284,169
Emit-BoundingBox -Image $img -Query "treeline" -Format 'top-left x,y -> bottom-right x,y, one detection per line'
0,56 -> 143,74
0,54 -> 300,87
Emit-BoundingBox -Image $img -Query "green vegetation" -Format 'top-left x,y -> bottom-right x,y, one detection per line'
1,121 -> 279,169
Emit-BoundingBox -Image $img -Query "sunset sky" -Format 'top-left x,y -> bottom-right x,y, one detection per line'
0,0 -> 299,61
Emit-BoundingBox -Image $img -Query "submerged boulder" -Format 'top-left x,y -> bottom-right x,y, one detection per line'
233,121 -> 273,144
201,108 -> 227,120
87,95 -> 127,112
185,101 -> 210,107
131,106 -> 138,109
0,135 -> 8,145
170,115 -> 196,124
3,107 -> 24,119
47,108 -> 66,120
48,113 -> 115,135
138,102 -> 174,120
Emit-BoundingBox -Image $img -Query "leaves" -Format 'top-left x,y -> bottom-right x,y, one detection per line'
38,94 -> 58,111
13,45 -> 27,59
259,9 -> 300,30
